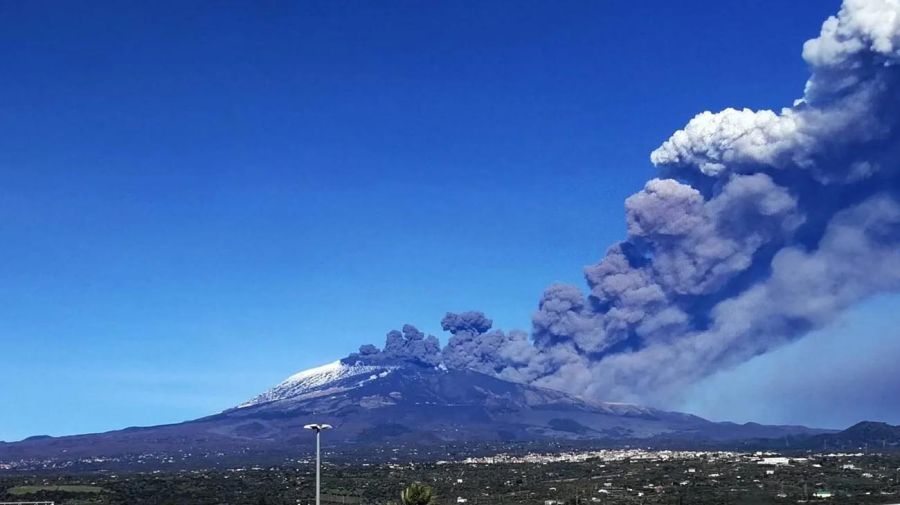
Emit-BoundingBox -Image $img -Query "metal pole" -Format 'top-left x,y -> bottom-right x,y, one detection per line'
316,429 -> 321,505
305,422 -> 331,505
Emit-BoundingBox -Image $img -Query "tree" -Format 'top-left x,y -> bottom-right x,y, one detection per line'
401,483 -> 437,505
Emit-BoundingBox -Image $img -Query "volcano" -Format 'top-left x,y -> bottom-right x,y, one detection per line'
0,358 -> 827,469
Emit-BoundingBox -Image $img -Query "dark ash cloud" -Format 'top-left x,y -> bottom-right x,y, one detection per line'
346,324 -> 441,366
348,0 -> 900,407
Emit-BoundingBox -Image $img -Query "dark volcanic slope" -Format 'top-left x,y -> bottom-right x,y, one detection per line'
799,421 -> 900,451
0,361 -> 826,462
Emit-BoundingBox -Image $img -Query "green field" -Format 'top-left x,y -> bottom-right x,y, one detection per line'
8,485 -> 106,495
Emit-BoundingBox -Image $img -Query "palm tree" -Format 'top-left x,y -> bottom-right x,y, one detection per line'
401,483 -> 437,505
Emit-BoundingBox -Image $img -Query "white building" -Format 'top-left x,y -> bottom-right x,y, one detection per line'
758,457 -> 790,466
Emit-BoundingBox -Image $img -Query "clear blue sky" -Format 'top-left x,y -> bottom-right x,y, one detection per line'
0,0 -> 860,441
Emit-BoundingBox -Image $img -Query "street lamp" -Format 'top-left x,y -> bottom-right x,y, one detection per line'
304,423 -> 333,505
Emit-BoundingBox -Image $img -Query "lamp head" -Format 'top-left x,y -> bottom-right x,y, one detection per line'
303,423 -> 333,432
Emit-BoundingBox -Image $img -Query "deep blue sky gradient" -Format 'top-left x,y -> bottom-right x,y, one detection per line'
2,0 -> 869,441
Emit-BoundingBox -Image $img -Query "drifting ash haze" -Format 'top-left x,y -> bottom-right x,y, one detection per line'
351,0 -> 900,406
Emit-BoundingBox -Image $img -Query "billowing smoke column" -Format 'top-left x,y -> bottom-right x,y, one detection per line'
521,0 -> 900,402
353,0 -> 900,404
348,324 -> 442,366
440,311 -> 536,375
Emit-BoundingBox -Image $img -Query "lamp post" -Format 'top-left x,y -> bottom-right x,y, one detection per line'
304,423 -> 333,505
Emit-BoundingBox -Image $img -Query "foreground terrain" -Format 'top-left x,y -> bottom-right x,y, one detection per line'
4,450 -> 900,505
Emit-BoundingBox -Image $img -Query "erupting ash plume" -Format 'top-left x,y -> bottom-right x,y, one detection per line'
354,0 -> 900,403
350,324 -> 442,366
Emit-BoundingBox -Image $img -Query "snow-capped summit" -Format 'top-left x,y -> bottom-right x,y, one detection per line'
237,360 -> 399,408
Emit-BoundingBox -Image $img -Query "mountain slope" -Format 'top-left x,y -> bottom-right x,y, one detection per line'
236,360 -> 399,409
0,359 -> 829,467
800,421 -> 900,451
